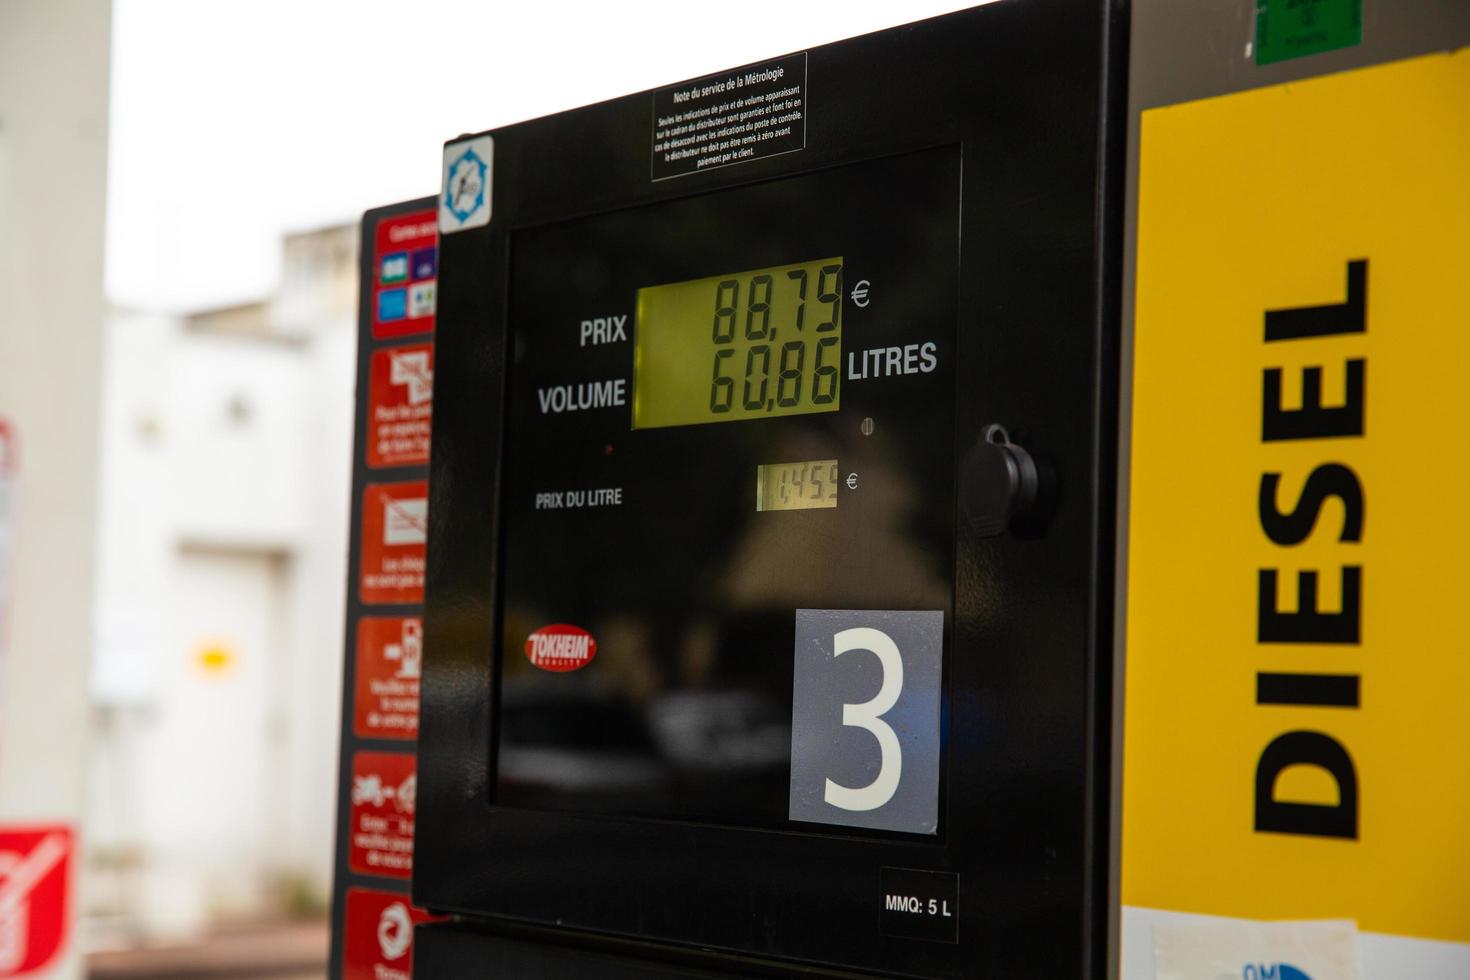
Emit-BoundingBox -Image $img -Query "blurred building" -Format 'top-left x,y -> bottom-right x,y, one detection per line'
86,224 -> 358,944
0,3 -> 113,979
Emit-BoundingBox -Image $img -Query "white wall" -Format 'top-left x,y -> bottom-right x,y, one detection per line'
0,1 -> 113,977
88,264 -> 355,941
283,313 -> 355,903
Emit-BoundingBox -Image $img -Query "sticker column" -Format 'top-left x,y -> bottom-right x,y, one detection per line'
329,201 -> 443,980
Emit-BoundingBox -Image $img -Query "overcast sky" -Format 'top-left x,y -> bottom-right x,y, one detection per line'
105,0 -> 982,313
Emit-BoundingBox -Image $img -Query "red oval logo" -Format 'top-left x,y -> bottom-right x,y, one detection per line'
524,624 -> 597,672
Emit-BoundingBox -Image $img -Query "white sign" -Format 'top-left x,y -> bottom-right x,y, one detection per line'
1153,917 -> 1362,980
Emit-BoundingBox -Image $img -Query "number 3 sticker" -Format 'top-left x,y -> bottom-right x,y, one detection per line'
824,627 -> 904,812
789,610 -> 944,835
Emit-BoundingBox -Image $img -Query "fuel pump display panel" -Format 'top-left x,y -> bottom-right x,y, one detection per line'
497,148 -> 960,831
417,5 -> 1120,974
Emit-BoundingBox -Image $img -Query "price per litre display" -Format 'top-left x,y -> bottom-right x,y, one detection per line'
756,458 -> 839,511
633,258 -> 843,429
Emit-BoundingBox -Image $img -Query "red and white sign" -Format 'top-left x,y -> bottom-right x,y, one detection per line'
367,343 -> 433,469
341,887 -> 443,980
354,617 -> 421,740
0,825 -> 72,977
525,624 -> 598,672
348,752 -> 415,879
372,210 -> 437,341
359,481 -> 427,605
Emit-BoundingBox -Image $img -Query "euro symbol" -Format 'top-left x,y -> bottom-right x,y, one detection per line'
850,280 -> 871,308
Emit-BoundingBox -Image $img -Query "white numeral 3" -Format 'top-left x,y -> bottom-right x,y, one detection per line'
824,626 -> 902,812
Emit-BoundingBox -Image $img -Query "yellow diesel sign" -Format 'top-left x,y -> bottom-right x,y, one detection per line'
1124,50 -> 1470,944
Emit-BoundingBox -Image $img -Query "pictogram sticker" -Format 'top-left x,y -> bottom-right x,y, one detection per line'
359,481 -> 427,605
348,752 -> 415,880
372,211 -> 437,340
0,825 -> 72,977
438,137 -> 493,233
353,617 -> 421,740
341,887 -> 443,980
367,343 -> 434,469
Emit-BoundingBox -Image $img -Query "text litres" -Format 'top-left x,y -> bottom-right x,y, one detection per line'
848,342 -> 938,380
537,379 -> 626,414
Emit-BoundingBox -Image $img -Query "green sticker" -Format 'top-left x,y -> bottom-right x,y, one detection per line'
1255,0 -> 1362,66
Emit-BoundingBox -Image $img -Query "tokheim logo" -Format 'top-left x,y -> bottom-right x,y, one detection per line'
525,624 -> 597,672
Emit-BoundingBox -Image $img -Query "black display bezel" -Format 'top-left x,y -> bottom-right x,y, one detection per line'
416,3 -> 1123,977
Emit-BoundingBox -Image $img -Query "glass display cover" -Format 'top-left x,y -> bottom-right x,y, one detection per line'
496,147 -> 960,831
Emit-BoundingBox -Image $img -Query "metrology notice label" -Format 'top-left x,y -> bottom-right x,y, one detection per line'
1124,47 -> 1470,971
652,52 -> 806,180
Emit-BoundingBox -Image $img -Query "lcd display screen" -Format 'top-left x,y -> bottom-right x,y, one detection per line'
755,459 -> 840,512
496,147 -> 961,832
633,258 -> 843,429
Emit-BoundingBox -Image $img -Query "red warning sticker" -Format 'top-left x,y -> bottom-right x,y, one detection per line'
367,342 -> 433,469
354,617 -> 421,740
347,752 -> 415,880
341,887 -> 443,980
525,624 -> 597,672
0,825 -> 72,977
372,210 -> 437,341
359,481 -> 427,605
